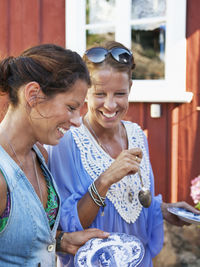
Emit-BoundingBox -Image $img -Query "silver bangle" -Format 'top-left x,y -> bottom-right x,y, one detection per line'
91,182 -> 106,206
88,185 -> 102,207
88,182 -> 106,207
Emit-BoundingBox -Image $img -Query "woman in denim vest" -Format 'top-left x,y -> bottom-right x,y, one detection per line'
0,44 -> 109,267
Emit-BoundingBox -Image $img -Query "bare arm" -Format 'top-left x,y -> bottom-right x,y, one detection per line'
56,229 -> 109,255
77,148 -> 142,228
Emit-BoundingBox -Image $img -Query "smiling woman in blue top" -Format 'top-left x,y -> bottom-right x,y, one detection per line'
0,43 -> 109,267
46,41 -> 199,267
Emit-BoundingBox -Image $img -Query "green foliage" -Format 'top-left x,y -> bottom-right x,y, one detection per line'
195,202 -> 200,210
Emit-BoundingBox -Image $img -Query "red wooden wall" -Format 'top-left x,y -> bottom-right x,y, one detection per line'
124,103 -> 172,202
0,0 -> 200,204
178,0 -> 200,203
0,0 -> 65,126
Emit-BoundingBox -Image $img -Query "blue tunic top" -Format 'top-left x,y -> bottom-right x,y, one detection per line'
47,121 -> 164,267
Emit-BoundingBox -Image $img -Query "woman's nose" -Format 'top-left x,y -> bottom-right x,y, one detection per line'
104,96 -> 117,110
70,110 -> 81,127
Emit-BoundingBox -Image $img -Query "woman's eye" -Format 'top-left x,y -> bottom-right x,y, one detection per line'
116,92 -> 127,96
67,105 -> 76,111
95,92 -> 105,97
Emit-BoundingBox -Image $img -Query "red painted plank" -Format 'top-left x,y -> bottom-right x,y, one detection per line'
8,0 -> 40,55
0,0 -> 10,56
177,0 -> 200,204
41,0 -> 65,46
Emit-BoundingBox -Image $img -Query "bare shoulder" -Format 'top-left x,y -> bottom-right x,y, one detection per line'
0,170 -> 8,216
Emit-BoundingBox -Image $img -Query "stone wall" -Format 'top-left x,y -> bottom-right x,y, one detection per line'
153,222 -> 200,267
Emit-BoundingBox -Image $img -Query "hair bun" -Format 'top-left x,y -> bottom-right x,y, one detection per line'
0,56 -> 15,93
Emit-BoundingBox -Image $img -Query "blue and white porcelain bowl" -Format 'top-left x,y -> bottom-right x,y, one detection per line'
74,232 -> 145,267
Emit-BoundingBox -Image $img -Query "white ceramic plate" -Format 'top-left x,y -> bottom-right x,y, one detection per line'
167,207 -> 200,225
74,232 -> 144,267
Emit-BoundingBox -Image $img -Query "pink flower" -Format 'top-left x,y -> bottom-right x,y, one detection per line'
190,175 -> 200,204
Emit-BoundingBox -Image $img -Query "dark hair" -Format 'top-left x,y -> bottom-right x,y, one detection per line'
83,41 -> 135,79
0,44 -> 91,106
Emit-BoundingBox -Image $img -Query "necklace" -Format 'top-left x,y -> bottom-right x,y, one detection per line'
85,118 -> 135,203
84,117 -> 150,206
84,117 -> 124,155
1,131 -> 24,170
31,151 -> 44,205
0,129 -> 44,205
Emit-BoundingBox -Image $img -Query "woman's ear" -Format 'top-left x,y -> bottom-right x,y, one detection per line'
24,82 -> 43,107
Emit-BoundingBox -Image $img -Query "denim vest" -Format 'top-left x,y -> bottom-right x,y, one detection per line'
0,144 -> 61,267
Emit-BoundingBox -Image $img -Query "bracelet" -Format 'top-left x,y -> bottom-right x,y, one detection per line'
91,182 -> 106,206
56,231 -> 64,251
88,182 -> 106,216
88,185 -> 102,207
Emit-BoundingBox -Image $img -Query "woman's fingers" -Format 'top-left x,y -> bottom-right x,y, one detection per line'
129,148 -> 143,159
100,147 -> 143,185
172,201 -> 200,214
61,229 -> 110,255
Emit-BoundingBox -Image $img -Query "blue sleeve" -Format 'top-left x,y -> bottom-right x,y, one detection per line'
142,131 -> 164,258
46,131 -> 91,232
148,194 -> 164,258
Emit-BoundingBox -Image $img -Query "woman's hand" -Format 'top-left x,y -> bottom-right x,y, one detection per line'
161,201 -> 200,226
99,148 -> 142,187
77,148 -> 142,228
57,228 -> 110,255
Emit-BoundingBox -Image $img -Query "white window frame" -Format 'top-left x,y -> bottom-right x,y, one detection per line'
65,0 -> 193,103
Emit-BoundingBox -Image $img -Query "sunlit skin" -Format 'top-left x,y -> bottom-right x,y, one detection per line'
0,79 -> 88,214
85,67 -> 132,158
86,67 -> 132,133
29,79 -> 88,146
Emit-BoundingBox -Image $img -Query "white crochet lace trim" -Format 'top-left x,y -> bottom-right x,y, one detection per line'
71,121 -> 151,224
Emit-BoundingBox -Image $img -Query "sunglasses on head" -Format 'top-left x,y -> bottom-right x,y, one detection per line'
84,47 -> 133,64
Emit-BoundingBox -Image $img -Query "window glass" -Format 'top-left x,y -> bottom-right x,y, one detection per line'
86,0 -> 115,49
131,0 -> 166,19
86,30 -> 115,49
66,0 -> 191,102
131,26 -> 165,79
87,0 -> 115,24
131,0 -> 166,80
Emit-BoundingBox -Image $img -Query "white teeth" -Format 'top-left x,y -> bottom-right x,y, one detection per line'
102,112 -> 116,118
58,127 -> 67,134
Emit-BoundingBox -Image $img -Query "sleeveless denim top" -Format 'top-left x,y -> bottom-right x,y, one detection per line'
0,144 -> 61,267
